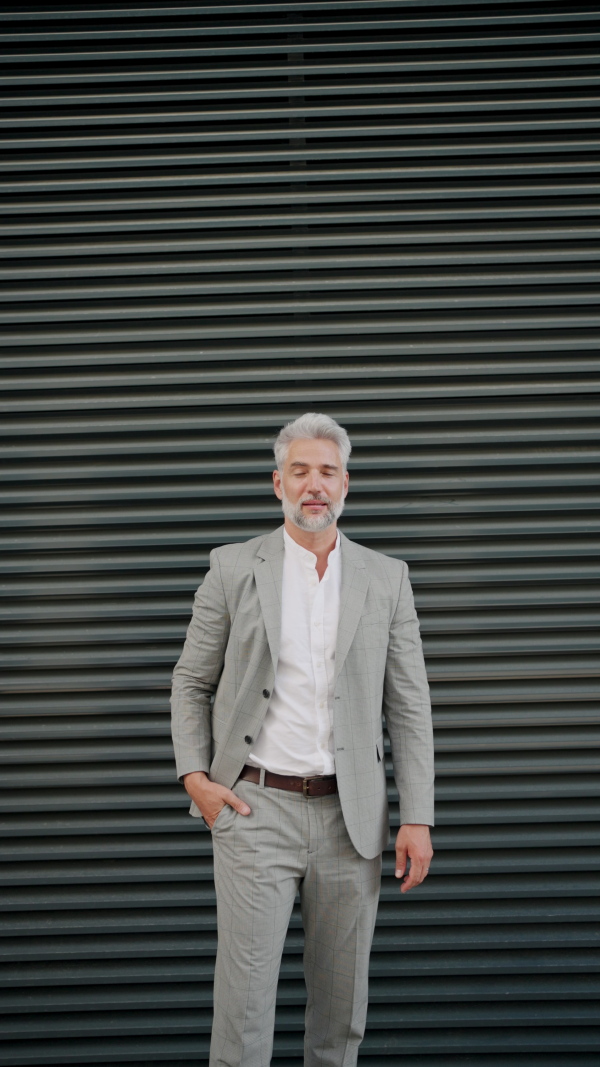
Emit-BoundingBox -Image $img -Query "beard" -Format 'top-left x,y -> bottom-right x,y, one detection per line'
281,489 -> 345,532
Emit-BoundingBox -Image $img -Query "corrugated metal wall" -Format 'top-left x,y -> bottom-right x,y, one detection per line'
1,2 -> 599,1063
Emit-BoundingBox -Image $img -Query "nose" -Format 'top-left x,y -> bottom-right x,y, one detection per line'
306,470 -> 322,493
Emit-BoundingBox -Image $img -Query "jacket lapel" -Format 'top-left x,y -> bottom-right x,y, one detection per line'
254,525 -> 370,681
254,526 -> 285,672
335,533 -> 370,683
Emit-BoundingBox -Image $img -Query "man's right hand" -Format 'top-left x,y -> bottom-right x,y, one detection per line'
182,771 -> 251,829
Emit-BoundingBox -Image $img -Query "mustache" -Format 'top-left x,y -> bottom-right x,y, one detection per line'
301,495 -> 332,504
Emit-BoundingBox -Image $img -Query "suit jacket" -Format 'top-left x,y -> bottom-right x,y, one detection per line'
170,525 -> 434,860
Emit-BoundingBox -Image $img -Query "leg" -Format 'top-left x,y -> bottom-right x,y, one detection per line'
300,794 -> 382,1067
210,779 -> 306,1067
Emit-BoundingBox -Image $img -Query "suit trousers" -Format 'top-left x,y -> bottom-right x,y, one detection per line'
209,777 -> 382,1067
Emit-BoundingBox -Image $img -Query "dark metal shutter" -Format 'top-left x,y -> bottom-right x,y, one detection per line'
1,1 -> 599,1063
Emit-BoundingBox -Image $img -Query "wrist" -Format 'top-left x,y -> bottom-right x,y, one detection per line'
182,770 -> 209,796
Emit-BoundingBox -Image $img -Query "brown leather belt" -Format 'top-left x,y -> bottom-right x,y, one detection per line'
239,765 -> 338,798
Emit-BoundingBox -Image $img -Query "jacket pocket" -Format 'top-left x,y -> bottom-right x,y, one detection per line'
376,732 -> 384,764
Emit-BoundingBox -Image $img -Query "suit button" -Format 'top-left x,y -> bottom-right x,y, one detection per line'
262,689 -> 270,698
244,735 -> 252,744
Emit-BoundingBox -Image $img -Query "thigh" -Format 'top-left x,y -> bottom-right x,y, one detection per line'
212,779 -> 306,980
210,779 -> 308,1067
299,794 -> 382,1063
300,793 -> 382,941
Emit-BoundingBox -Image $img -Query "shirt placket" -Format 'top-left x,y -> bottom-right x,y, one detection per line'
310,565 -> 331,774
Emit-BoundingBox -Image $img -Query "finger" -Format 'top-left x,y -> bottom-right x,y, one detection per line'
400,865 -> 424,893
394,844 -> 408,879
224,788 -> 251,816
203,802 -> 224,829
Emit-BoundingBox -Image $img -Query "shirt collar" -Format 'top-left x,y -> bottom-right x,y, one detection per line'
283,526 -> 341,570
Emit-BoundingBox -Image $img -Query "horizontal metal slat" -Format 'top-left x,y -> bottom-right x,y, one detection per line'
3,430 -> 598,461
1,357 -> 598,393
11,802 -> 600,843
3,870 -> 600,910
2,748 -> 600,784
2,395 -> 594,432
12,844 -> 600,888
0,0 -> 588,17
3,489 -> 599,524
3,290 -> 600,324
4,271 -> 600,310
1,465 -> 598,499
5,73 -> 600,108
3,842 -> 598,886
14,749 -> 600,801
6,220 -> 600,249
2,701 -> 598,735
2,444 -> 598,479
2,522 -> 598,557
1,952 -> 600,1007
0,923 -> 598,961
5,206 -> 600,240
5,160 -> 600,195
4,116 -> 600,151
2,972 -> 600,1013
4,187 -> 600,216
2,640 -> 599,676
2,50 -> 598,92
3,625 -> 598,656
3,95 -> 600,128
3,11 -> 598,43
4,31 -> 600,65
0,0 -> 573,17
4,140 -> 600,174
3,321 -> 600,350
4,900 -> 599,942
0,1030 -> 598,1062
3,1001 -> 600,1041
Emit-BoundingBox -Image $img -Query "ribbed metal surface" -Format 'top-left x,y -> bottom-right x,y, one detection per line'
1,1 -> 599,1063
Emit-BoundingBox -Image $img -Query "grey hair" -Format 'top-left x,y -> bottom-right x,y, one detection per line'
273,412 -> 352,471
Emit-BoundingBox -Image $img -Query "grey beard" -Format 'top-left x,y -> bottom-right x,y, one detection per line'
281,491 -> 344,532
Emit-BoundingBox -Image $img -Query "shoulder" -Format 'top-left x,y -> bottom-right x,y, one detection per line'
203,531 -> 281,607
342,534 -> 407,580
209,527 -> 283,579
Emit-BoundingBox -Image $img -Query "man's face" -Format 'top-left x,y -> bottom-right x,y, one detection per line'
273,437 -> 349,533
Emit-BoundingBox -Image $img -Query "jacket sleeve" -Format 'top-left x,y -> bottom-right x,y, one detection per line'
170,549 -> 231,781
382,562 -> 435,826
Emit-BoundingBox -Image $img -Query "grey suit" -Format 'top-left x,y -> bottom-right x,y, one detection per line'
171,525 -> 434,857
171,525 -> 434,1065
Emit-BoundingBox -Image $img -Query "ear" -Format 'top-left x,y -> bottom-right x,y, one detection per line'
273,469 -> 283,500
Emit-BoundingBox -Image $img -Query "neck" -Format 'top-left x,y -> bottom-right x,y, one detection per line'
283,518 -> 338,579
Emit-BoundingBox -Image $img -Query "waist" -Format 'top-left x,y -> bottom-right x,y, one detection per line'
239,765 -> 338,798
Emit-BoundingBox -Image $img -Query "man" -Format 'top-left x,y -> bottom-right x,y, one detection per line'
171,412 -> 434,1067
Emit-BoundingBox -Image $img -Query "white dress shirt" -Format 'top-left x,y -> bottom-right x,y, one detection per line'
248,527 -> 342,777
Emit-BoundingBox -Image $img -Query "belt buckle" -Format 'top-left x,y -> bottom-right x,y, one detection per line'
302,775 -> 319,798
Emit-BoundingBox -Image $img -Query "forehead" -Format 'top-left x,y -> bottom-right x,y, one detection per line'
285,437 -> 342,467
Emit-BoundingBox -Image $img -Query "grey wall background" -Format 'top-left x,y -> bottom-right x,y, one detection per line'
1,2 -> 599,1064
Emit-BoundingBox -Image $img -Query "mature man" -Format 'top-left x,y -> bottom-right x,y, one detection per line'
171,412 -> 434,1067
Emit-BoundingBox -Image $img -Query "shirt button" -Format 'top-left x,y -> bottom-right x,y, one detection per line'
262,689 -> 270,698
244,735 -> 252,744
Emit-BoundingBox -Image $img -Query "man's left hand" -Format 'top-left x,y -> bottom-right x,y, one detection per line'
395,824 -> 433,893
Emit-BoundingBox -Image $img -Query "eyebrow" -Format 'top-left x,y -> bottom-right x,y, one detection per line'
289,461 -> 339,471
